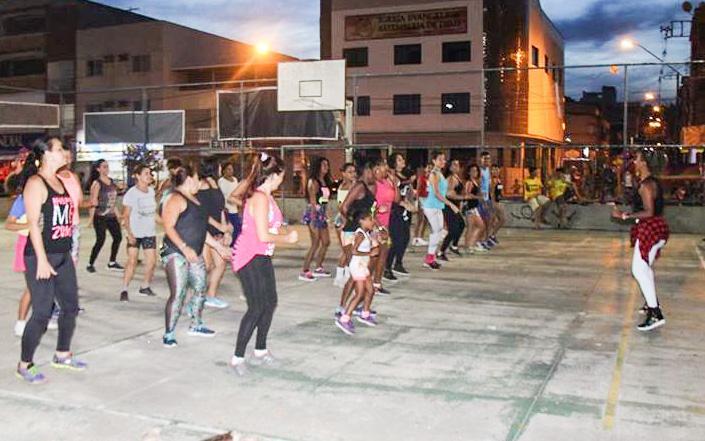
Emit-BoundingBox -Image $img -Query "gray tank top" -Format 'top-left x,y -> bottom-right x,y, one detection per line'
96,178 -> 117,217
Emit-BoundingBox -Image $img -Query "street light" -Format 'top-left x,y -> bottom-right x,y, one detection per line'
653,105 -> 661,112
644,92 -> 656,101
619,38 -> 681,77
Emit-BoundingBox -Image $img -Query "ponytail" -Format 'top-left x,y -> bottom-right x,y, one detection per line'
243,152 -> 282,200
86,159 -> 106,191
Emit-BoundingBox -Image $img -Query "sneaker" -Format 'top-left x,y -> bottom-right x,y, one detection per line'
51,354 -> 87,371
449,246 -> 462,257
204,296 -> 229,309
392,265 -> 410,276
16,363 -> 46,384
637,309 -> 666,332
86,265 -> 96,273
138,287 -> 156,297
382,269 -> 398,282
353,306 -> 377,317
413,237 -> 428,247
489,235 -> 499,245
335,318 -> 355,335
188,325 -> 217,338
423,261 -> 441,270
376,286 -> 391,296
313,267 -> 331,278
14,320 -> 26,337
163,336 -> 178,348
107,262 -> 124,271
298,271 -> 316,282
473,245 -> 489,253
335,306 -> 345,318
248,350 -> 279,367
119,291 -> 129,302
436,253 -> 449,262
230,359 -> 248,377
356,314 -> 378,327
483,240 -> 495,249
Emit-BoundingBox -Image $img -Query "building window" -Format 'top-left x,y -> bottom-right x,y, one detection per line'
544,55 -> 549,73
442,41 -> 471,63
118,53 -> 129,62
531,46 -> 539,67
87,59 -> 103,77
0,59 -> 45,77
343,47 -> 368,67
104,54 -> 115,63
356,96 -> 370,116
1,15 -> 46,36
441,93 -> 470,114
393,94 -> 421,115
395,44 -> 422,65
132,55 -> 151,73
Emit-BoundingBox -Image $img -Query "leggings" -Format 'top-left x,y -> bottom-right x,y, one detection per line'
227,212 -> 242,246
632,239 -> 666,308
387,207 -> 410,269
163,253 -> 207,337
423,207 -> 445,256
440,207 -> 465,253
235,255 -> 277,358
22,253 -> 79,363
89,215 -> 122,265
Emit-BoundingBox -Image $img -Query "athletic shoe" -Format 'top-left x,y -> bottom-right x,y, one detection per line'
163,336 -> 178,348
119,291 -> 129,302
313,267 -> 331,278
489,235 -> 500,245
86,265 -> 96,273
481,241 -> 493,250
51,354 -> 87,371
412,237 -> 429,247
637,309 -> 665,332
14,320 -> 26,337
356,314 -> 378,327
436,253 -> 449,262
107,262 -> 124,271
16,363 -> 46,384
335,318 -> 355,335
335,306 -> 345,318
248,350 -> 279,367
353,306 -> 377,317
298,271 -> 316,282
138,287 -> 156,297
392,265 -> 410,276
230,359 -> 248,377
473,245 -> 489,253
204,296 -> 229,309
449,246 -> 463,257
376,286 -> 391,296
188,325 -> 216,338
423,261 -> 441,270
637,303 -> 649,315
382,269 -> 398,282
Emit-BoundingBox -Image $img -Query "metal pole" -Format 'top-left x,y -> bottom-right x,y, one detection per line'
142,88 -> 149,146
480,67 -> 486,147
352,75 -> 358,145
623,65 -> 629,147
280,145 -> 285,217
239,81 -> 245,150
58,91 -> 65,140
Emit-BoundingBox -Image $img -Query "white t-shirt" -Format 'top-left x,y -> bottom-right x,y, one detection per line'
122,186 -> 157,238
218,176 -> 239,214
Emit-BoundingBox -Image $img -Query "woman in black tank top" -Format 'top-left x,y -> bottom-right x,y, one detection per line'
438,159 -> 467,259
463,164 -> 487,253
612,150 -> 669,331
17,137 -> 84,384
87,159 -> 123,272
160,165 -> 231,347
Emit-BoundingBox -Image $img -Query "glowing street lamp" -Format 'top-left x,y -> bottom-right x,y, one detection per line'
620,38 -> 635,50
652,105 -> 661,113
644,92 -> 656,101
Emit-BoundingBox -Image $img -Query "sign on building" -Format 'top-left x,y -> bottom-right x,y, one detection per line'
345,7 -> 467,41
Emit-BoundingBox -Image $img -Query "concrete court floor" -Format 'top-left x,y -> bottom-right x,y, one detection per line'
0,224 -> 704,441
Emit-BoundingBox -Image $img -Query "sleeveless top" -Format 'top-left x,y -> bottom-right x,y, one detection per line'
232,191 -> 283,272
57,171 -> 81,226
354,227 -> 373,254
96,178 -> 117,217
494,178 -> 504,201
374,178 -> 396,227
25,176 -> 74,256
423,170 -> 447,210
466,180 -> 480,209
447,176 -> 464,204
633,176 -> 664,217
196,187 -> 226,236
337,188 -> 350,205
163,193 -> 208,257
308,178 -> 331,206
343,183 -> 376,232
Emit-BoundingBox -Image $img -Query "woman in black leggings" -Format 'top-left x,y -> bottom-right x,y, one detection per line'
17,138 -> 85,384
438,159 -> 467,260
385,153 -> 415,279
87,159 -> 123,273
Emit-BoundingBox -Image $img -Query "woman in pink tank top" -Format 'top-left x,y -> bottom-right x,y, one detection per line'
372,160 -> 398,295
57,149 -> 83,264
230,153 -> 298,376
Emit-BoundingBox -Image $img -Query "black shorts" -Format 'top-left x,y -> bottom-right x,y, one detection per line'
128,236 -> 157,250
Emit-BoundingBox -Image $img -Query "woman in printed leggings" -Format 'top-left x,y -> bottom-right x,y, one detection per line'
161,166 -> 231,348
87,159 -> 123,273
17,138 -> 84,384
230,154 -> 298,376
612,150 -> 669,331
422,151 -> 459,270
438,159 -> 467,260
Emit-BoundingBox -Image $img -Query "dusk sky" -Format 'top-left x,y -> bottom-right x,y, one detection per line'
97,0 -> 694,101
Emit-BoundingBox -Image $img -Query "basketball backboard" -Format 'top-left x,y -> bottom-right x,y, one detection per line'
277,60 -> 346,112
0,101 -> 60,129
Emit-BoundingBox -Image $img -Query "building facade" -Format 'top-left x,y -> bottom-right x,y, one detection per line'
679,2 -> 705,145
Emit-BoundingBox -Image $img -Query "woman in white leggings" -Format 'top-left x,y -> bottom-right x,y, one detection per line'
421,151 -> 459,270
612,150 -> 669,332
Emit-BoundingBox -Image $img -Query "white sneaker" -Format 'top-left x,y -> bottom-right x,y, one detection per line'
14,320 -> 26,337
413,237 -> 429,247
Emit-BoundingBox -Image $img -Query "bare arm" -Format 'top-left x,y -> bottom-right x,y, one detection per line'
307,179 -> 320,206
162,194 -> 193,258
5,215 -> 27,232
351,232 -> 371,256
24,177 -> 56,279
87,181 -> 99,224
251,193 -> 296,244
228,178 -> 250,208
339,183 -> 365,219
430,172 -> 459,212
122,205 -> 135,243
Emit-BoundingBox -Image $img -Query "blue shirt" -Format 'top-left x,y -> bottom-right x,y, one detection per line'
423,170 -> 448,210
480,167 -> 491,201
9,195 -> 25,218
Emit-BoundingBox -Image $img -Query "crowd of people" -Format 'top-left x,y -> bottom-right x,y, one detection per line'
5,139 -> 670,384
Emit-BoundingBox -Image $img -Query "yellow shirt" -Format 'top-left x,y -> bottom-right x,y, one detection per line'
523,177 -> 543,201
548,178 -> 569,200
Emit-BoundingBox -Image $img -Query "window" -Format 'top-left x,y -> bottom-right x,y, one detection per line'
104,54 -> 115,63
531,46 -> 539,67
1,15 -> 46,36
441,93 -> 470,114
356,96 -> 370,116
343,47 -> 368,67
394,44 -> 422,65
86,59 -> 103,77
544,55 -> 549,73
393,94 -> 421,115
0,59 -> 45,77
442,41 -> 471,63
132,55 -> 151,73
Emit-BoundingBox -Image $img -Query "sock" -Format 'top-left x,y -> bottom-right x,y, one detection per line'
254,349 -> 268,357
122,285 -> 128,292
336,266 -> 344,280
231,355 -> 245,366
341,314 -> 351,323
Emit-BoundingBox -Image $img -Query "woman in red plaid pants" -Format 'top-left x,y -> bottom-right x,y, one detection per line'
612,150 -> 669,332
